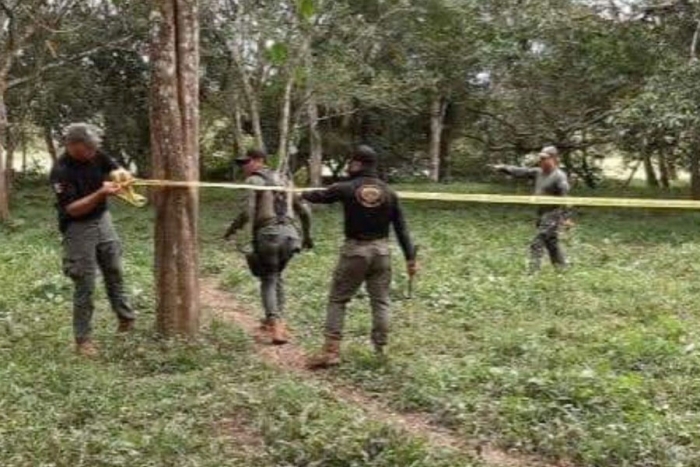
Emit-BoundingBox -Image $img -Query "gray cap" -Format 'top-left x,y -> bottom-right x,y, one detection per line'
538,146 -> 559,159
63,123 -> 102,148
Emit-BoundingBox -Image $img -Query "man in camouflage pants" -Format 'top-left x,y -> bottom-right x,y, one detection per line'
302,145 -> 417,368
224,149 -> 312,345
494,146 -> 571,273
49,123 -> 136,357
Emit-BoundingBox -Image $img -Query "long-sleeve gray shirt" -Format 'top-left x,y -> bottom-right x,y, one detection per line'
499,166 -> 570,214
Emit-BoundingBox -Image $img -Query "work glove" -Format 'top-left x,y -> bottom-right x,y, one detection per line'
109,169 -> 147,207
110,168 -> 135,185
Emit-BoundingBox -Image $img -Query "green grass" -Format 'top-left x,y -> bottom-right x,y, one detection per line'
220,182 -> 700,467
0,183 -> 473,467
3,179 -> 700,466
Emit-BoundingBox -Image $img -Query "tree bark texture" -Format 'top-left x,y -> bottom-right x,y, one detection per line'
429,95 -> 446,183
277,73 -> 294,173
643,151 -> 659,187
0,91 -> 10,221
150,0 -> 201,337
308,95 -> 323,186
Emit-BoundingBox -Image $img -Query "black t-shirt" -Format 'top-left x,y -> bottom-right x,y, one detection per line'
49,152 -> 119,232
302,171 -> 416,260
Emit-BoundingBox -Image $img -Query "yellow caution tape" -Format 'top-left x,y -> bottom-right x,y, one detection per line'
110,170 -> 148,207
119,178 -> 700,210
396,191 -> 700,210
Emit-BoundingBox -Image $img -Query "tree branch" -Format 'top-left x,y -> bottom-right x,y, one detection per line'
7,36 -> 133,89
691,19 -> 700,63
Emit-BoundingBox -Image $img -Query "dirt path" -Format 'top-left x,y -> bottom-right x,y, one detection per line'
200,277 -> 565,467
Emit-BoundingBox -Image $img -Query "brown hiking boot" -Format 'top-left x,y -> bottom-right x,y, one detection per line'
75,339 -> 99,358
254,319 -> 273,344
306,337 -> 341,370
117,318 -> 135,334
270,319 -> 290,346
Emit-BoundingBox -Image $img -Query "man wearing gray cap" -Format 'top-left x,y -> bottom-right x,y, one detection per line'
49,123 -> 136,357
494,146 -> 570,273
224,149 -> 313,346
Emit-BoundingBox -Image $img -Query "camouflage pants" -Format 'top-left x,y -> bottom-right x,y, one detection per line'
252,224 -> 301,321
62,212 -> 135,341
530,210 -> 567,273
325,239 -> 392,348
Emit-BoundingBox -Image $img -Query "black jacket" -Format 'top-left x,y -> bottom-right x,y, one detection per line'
303,171 -> 416,260
49,152 -> 119,232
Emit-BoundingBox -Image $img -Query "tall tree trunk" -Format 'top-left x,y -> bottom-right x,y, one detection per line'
277,73 -> 294,173
0,91 -> 10,221
624,159 -> 643,188
428,95 -> 446,182
643,151 -> 659,188
439,101 -> 456,181
150,0 -> 200,337
232,103 -> 245,156
308,96 -> 322,186
249,98 -> 264,151
667,155 -> 678,181
692,151 -> 700,200
21,129 -> 28,173
658,150 -> 670,189
5,132 -> 15,193
44,126 -> 58,162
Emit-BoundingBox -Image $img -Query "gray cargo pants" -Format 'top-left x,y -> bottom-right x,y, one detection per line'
530,210 -> 567,272
325,239 -> 392,348
252,224 -> 301,321
62,212 -> 135,341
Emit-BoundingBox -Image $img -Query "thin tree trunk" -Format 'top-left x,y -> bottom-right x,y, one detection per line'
5,132 -> 15,192
658,150 -> 670,189
623,159 -> 643,188
308,96 -> 322,186
277,73 -> 294,173
643,151 -> 659,188
439,101 -> 455,181
232,103 -> 245,156
249,98 -> 264,151
0,91 -> 10,221
691,148 -> 700,200
150,0 -> 200,337
667,155 -> 678,181
21,129 -> 27,173
44,126 -> 57,162
428,95 -> 446,182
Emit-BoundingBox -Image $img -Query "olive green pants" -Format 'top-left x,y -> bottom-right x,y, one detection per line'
324,239 -> 392,348
62,212 -> 135,341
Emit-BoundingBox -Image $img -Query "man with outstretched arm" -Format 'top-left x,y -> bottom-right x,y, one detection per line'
49,123 -> 136,357
302,145 -> 418,369
224,149 -> 313,345
493,146 -> 570,273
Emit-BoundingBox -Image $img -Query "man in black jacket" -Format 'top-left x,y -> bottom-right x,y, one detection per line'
49,123 -> 136,357
302,145 -> 417,368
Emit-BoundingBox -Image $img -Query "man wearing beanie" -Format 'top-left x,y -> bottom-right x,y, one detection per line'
302,145 -> 418,368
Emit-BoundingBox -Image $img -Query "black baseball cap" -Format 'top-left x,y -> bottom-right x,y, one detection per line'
351,145 -> 378,167
235,148 -> 267,165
